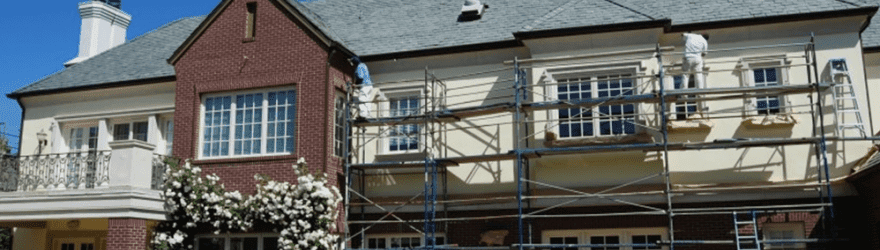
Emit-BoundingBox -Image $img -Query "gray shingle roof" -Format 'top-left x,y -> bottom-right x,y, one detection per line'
9,16 -> 205,97
861,1 -> 880,48
10,0 -> 877,97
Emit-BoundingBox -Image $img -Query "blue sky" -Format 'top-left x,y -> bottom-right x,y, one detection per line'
0,1 -> 221,154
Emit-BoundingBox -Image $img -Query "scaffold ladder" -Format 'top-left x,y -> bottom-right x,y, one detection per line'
828,58 -> 867,137
733,211 -> 762,250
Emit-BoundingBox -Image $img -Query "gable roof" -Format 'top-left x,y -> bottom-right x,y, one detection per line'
861,0 -> 880,49
8,16 -> 205,98
9,0 -> 879,98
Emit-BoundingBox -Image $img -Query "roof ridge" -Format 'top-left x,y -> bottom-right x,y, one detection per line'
520,0 -> 583,32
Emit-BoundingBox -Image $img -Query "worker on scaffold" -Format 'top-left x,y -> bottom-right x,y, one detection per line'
681,32 -> 709,113
352,56 -> 373,118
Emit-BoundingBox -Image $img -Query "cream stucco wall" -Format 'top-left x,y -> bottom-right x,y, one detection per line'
355,16 -> 874,210
18,82 -> 176,157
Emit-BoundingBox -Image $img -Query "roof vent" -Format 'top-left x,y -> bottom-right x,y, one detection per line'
460,0 -> 486,21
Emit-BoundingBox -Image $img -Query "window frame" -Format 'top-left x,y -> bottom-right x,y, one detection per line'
110,119 -> 149,142
545,65 -> 642,140
64,124 -> 99,153
195,233 -> 280,250
740,56 -> 790,116
365,233 -> 447,248
198,87 -> 297,160
378,88 -> 424,155
334,92 -> 345,157
762,222 -> 805,250
543,227 -> 667,250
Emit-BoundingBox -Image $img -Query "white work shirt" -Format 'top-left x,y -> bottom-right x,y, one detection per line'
683,33 -> 707,58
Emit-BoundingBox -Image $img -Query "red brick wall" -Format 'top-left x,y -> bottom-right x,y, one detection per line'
172,0 -> 352,228
107,218 -> 147,250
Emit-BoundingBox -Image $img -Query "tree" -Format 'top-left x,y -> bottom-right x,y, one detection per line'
0,227 -> 11,250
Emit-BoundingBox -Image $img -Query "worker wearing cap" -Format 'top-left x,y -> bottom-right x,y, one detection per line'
681,32 -> 709,112
353,56 -> 373,118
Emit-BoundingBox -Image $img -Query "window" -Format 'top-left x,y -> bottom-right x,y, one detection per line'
763,223 -> 805,250
556,73 -> 636,138
753,68 -> 781,115
544,228 -> 665,250
69,127 -> 98,152
334,94 -> 345,157
245,2 -> 257,39
549,236 -> 578,250
387,96 -> 420,153
67,126 -> 98,188
112,121 -> 148,142
367,234 -> 446,248
201,89 -> 296,158
673,76 -> 697,120
196,235 -> 279,250
590,235 -> 620,250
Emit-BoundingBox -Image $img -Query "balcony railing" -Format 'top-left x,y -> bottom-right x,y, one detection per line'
0,151 -> 177,192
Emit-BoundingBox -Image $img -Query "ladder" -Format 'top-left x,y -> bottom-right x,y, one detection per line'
733,211 -> 762,250
828,58 -> 867,137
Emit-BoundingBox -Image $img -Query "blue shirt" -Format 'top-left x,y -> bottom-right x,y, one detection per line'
356,63 -> 372,86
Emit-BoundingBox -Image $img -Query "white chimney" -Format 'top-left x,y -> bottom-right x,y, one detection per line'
64,0 -> 131,67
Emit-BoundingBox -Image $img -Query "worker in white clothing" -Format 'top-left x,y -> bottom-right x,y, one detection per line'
681,32 -> 709,112
352,56 -> 373,118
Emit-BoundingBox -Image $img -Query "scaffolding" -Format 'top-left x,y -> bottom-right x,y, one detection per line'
341,34 -> 880,250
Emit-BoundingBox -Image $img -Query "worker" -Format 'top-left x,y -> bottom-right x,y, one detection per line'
353,56 -> 373,118
681,32 -> 709,112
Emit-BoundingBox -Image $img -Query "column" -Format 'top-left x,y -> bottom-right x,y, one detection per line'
147,115 -> 159,153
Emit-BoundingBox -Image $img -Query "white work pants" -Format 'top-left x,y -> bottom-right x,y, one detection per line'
681,56 -> 705,90
358,85 -> 373,118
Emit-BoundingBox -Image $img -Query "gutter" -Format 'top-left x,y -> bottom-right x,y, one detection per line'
668,6 -> 879,32
15,98 -> 24,156
6,76 -> 176,99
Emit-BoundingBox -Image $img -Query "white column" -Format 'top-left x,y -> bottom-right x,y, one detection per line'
98,119 -> 110,151
147,115 -> 159,153
108,140 -> 156,189
50,122 -> 63,154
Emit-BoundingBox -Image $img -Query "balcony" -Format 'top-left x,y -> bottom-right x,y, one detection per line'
0,140 -> 173,221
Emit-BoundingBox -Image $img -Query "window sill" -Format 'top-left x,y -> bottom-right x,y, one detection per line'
741,115 -> 798,129
242,37 -> 256,43
544,131 -> 652,147
375,151 -> 428,162
193,154 -> 297,165
668,116 -> 714,133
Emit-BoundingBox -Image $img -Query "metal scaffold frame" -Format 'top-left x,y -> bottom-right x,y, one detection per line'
341,34 -> 880,250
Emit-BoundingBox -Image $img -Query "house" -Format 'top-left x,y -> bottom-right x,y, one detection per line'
4,0 -> 880,249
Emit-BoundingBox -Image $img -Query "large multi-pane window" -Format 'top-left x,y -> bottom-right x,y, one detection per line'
367,235 -> 446,248
557,73 -> 636,138
387,97 -> 420,153
753,68 -> 781,115
673,76 -> 697,120
545,228 -> 665,250
201,88 -> 296,158
334,94 -> 345,157
113,121 -> 148,141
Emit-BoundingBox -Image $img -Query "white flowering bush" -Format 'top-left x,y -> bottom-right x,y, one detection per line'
151,158 -> 341,250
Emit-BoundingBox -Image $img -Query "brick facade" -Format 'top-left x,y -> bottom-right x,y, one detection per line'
106,218 -> 148,250
172,0 -> 352,229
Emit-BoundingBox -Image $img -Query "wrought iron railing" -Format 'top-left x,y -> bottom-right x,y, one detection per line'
152,154 -> 179,190
0,151 -> 112,192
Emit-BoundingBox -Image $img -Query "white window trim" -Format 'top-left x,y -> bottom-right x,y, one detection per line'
198,87 -> 297,160
53,237 -> 96,250
161,116 -> 174,156
64,125 -> 99,153
740,56 -> 791,116
195,233 -> 280,250
763,222 -> 806,250
668,75 -> 699,120
365,233 -> 447,248
543,227 -> 667,250
333,92 -> 345,157
545,64 -> 643,140
378,88 -> 425,155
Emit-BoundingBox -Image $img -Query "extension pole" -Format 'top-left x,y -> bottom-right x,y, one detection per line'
810,33 -> 837,242
656,44 -> 676,250
514,57 -> 525,250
